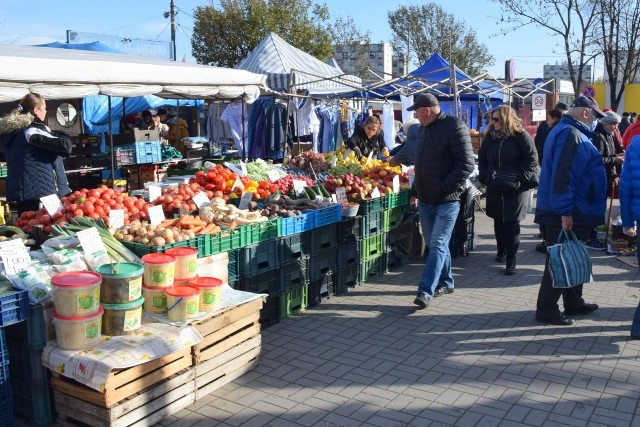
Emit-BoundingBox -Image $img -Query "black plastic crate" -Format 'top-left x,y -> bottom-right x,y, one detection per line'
6,302 -> 49,350
239,240 -> 279,277
238,270 -> 279,295
308,273 -> 333,307
334,264 -> 359,295
6,336 -> 48,385
279,258 -> 309,292
278,233 -> 310,264
227,249 -> 240,283
260,294 -> 280,329
0,377 -> 12,427
358,211 -> 384,238
309,248 -> 337,281
382,250 -> 409,274
309,223 -> 338,254
336,216 -> 361,245
11,376 -> 55,427
337,240 -> 360,269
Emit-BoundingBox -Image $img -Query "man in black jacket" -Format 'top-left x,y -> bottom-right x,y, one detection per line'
408,94 -> 475,309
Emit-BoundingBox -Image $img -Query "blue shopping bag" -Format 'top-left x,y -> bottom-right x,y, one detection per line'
548,229 -> 593,288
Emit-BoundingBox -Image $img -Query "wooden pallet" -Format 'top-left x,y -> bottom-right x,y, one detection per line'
50,346 -> 193,408
191,297 -> 263,364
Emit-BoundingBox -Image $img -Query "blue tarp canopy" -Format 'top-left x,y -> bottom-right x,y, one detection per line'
34,41 -> 123,54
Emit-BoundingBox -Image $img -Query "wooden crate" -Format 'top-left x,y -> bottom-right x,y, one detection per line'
191,297 -> 263,365
50,346 -> 193,408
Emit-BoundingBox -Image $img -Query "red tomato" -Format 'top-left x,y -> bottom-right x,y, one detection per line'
134,198 -> 146,210
94,199 -> 105,207
82,201 -> 95,215
87,189 -> 101,199
73,209 -> 84,217
94,206 -> 106,217
195,170 -> 205,178
39,214 -> 52,225
188,203 -> 197,211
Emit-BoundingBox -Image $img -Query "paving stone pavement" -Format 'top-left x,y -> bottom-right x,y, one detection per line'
155,202 -> 640,427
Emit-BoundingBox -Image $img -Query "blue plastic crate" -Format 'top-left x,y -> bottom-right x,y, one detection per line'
313,204 -> 342,228
0,378 -> 13,427
0,290 -> 29,327
6,302 -> 49,349
115,140 -> 162,165
278,211 -> 314,237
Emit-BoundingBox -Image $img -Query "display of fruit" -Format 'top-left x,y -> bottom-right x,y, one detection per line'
288,150 -> 332,173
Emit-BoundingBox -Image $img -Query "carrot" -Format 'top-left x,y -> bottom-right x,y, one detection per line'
198,223 -> 221,235
160,218 -> 178,228
190,225 -> 206,234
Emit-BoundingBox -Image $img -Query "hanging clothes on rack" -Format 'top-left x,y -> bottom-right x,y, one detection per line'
219,102 -> 248,153
382,102 -> 395,149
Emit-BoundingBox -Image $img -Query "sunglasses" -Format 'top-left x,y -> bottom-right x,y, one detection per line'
491,117 -> 500,122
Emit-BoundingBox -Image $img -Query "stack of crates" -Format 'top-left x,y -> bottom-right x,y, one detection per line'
382,205 -> 409,273
307,224 -> 337,307
357,205 -> 386,283
278,232 -> 310,319
334,217 -> 361,294
0,328 -> 11,427
6,303 -> 55,427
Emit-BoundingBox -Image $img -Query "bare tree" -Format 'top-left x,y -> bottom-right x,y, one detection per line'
595,0 -> 640,111
493,0 -> 599,97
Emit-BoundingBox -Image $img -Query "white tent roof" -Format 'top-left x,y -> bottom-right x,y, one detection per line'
235,32 -> 362,96
0,45 -> 269,103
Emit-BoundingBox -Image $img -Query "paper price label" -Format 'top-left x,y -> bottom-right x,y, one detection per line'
365,151 -> 374,165
225,162 -> 246,177
1,251 -> 31,275
231,177 -> 245,192
191,191 -> 210,209
371,187 -> 381,198
267,170 -> 280,182
77,227 -> 107,255
148,205 -> 165,226
293,180 -> 307,196
239,162 -> 248,177
147,186 -> 162,203
392,175 -> 400,193
238,193 -> 253,210
109,209 -> 125,230
0,239 -> 27,254
331,194 -> 337,203
335,187 -> 348,202
408,169 -> 415,187
40,194 -> 64,216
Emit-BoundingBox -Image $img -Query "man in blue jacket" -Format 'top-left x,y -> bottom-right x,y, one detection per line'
534,96 -> 607,325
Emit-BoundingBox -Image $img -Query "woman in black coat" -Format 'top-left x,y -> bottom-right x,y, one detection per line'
478,105 -> 539,275
346,115 -> 385,159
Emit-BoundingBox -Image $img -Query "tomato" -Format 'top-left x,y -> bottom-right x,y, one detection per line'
165,196 -> 174,204
87,189 -> 101,199
73,209 -> 84,217
43,225 -> 52,235
269,184 -> 279,193
212,190 -> 222,199
94,206 -> 106,217
101,192 -> 112,201
82,201 -> 95,215
90,212 -> 101,220
134,198 -> 146,210
39,214 -> 52,225
206,171 -> 216,181
196,170 -> 205,178
188,203 -> 197,211
94,199 -> 105,207
108,199 -> 117,207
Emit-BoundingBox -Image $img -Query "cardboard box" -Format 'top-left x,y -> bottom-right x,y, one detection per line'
112,129 -> 161,145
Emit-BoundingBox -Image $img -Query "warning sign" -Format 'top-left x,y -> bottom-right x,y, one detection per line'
532,94 -> 546,110
582,85 -> 595,97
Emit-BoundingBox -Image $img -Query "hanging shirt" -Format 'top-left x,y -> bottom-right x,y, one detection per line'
382,103 -> 395,149
220,102 -> 248,153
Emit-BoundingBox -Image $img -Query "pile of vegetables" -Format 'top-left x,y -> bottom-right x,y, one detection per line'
288,150 -> 332,173
260,192 -> 334,219
113,219 -> 206,247
245,160 -> 286,182
199,197 -> 267,226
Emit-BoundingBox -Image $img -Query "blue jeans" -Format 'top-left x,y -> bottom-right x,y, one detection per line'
417,200 -> 460,297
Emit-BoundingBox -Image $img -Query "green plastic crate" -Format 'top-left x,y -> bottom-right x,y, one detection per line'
359,232 -> 384,261
383,206 -> 405,231
122,235 -> 205,258
241,217 -> 280,245
359,256 -> 383,282
208,227 -> 245,255
385,190 -> 410,209
279,283 -> 308,319
352,196 -> 386,215
358,211 -> 384,237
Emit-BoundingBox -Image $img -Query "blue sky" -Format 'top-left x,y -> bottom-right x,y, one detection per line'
0,0 -> 596,79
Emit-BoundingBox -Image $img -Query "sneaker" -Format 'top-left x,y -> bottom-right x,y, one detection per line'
564,303 -> 599,316
495,253 -> 506,262
413,293 -> 430,309
584,239 -> 607,251
434,286 -> 454,297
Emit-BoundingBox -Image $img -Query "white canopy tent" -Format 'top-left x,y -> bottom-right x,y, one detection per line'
0,45 -> 269,103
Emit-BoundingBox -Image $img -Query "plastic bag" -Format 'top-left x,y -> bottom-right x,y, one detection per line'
394,211 -> 424,258
548,229 -> 593,288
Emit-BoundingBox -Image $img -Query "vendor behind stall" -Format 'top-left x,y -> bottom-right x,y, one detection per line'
166,112 -> 189,155
346,114 -> 385,159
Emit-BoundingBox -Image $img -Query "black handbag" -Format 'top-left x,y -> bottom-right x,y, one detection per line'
394,211 -> 424,258
488,170 -> 521,192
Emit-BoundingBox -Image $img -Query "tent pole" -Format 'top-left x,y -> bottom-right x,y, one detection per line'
284,70 -> 294,159
108,96 -> 115,188
241,96 -> 246,160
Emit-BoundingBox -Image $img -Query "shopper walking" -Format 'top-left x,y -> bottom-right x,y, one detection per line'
478,105 -> 539,275
408,94 -> 475,309
534,96 -> 607,325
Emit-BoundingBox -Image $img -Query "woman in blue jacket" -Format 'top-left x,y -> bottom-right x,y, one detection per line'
0,93 -> 72,214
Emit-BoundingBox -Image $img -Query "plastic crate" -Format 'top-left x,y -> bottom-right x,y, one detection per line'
334,264 -> 359,295
208,228 -> 245,255
278,233 -> 310,263
115,140 -> 162,165
384,228 -> 397,253
6,302 -> 50,349
227,249 -> 240,283
278,211 -> 314,237
0,166 -> 7,178
238,269 -> 279,295
337,239 -> 360,269
6,336 -> 48,385
382,250 -> 409,274
279,258 -> 309,293
359,232 -> 384,261
309,223 -> 338,254
383,206 -> 405,231
313,204 -> 342,228
309,248 -> 337,281
0,328 -> 8,382
359,211 -> 384,238
239,240 -> 279,277
385,190 -> 410,209
279,283 -> 308,319
11,377 -> 55,427
308,273 -> 333,307
336,216 -> 361,245
353,196 -> 386,215
122,236 -> 205,258
359,255 -> 383,282
0,378 -> 12,427
241,217 -> 280,245
261,294 -> 280,328
0,290 -> 29,327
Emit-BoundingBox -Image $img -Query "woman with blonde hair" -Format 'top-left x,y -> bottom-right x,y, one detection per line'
478,105 -> 539,275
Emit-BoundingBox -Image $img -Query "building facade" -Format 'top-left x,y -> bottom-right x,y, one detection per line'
544,62 -> 593,84
334,42 -> 407,82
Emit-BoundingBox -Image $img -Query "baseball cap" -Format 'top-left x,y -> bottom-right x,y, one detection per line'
570,96 -> 605,118
407,93 -> 439,111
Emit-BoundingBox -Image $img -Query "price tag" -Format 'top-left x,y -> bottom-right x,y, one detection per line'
109,209 -> 125,230
371,187 -> 381,198
392,175 -> 400,193
365,151 -> 374,166
224,162 -> 246,177
148,205 -> 165,226
293,180 -> 307,196
0,239 -> 27,254
77,227 -> 107,255
147,185 -> 162,203
1,251 -> 31,275
408,169 -> 415,187
40,194 -> 64,216
331,194 -> 337,203
231,177 -> 245,192
191,191 -> 210,209
401,164 -> 410,174
239,161 -> 248,177
267,170 -> 280,182
335,187 -> 348,202
238,193 -> 253,210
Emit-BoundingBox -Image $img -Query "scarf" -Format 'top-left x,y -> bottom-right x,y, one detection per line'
489,129 -> 510,142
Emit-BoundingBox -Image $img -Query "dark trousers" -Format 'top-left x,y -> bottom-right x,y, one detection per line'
536,224 -> 591,317
16,199 -> 41,215
493,220 -> 520,263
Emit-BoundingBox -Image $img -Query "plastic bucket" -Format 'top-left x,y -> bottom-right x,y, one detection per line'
101,297 -> 144,336
165,285 -> 200,322
141,253 -> 176,287
96,262 -> 143,304
194,277 -> 223,312
51,306 -> 103,350
51,271 -> 101,317
142,285 -> 167,314
165,247 -> 198,280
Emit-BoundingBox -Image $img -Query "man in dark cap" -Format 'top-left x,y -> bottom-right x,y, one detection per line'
619,112 -> 631,138
534,95 -> 607,325
408,93 -> 475,309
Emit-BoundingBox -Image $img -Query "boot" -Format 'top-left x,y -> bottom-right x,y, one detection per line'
495,250 -> 506,263
505,256 -> 516,275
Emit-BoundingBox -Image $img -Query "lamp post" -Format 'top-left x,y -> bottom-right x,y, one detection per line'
165,1 -> 177,61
